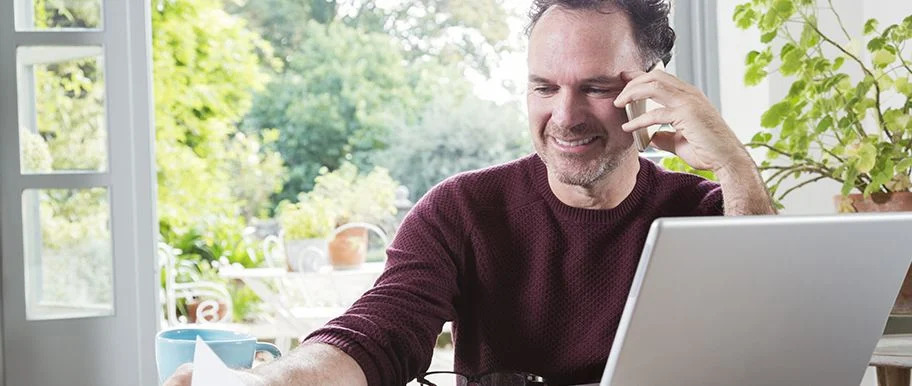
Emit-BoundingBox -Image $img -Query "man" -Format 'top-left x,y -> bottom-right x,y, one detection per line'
165,0 -> 775,385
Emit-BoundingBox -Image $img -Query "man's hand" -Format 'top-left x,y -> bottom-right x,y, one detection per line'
161,364 -> 194,386
614,67 -> 750,173
161,343 -> 367,386
614,67 -> 776,215
162,363 -> 266,386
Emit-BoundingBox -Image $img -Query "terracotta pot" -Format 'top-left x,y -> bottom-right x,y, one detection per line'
836,192 -> 912,213
185,299 -> 229,323
834,191 -> 912,315
328,227 -> 368,269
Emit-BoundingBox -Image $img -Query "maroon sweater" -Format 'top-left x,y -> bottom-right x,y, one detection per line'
305,154 -> 723,385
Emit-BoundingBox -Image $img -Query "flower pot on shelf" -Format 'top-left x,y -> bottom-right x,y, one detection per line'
836,192 -> 912,213
835,191 -> 912,315
328,227 -> 369,270
185,298 -> 229,323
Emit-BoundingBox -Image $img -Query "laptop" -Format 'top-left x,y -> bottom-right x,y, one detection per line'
600,213 -> 912,386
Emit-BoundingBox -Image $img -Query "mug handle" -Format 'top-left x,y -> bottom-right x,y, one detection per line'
255,342 -> 282,359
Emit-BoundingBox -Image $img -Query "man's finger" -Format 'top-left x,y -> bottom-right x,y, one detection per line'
614,81 -> 678,108
619,70 -> 646,82
162,363 -> 194,386
621,107 -> 675,132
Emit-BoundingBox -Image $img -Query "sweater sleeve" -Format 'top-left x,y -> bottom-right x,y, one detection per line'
302,188 -> 463,386
693,180 -> 724,216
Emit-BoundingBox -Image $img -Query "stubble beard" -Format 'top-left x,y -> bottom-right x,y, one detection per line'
537,125 -> 634,187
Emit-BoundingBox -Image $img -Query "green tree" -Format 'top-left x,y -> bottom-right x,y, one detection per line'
375,94 -> 531,199
31,0 -> 286,268
32,0 -> 101,28
152,0 -> 272,235
242,21 -> 418,202
228,0 -> 513,76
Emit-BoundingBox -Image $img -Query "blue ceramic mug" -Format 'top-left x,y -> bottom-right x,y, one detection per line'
155,328 -> 282,384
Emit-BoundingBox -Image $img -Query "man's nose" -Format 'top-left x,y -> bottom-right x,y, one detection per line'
550,91 -> 586,130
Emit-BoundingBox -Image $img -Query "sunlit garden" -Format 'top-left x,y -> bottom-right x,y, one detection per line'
23,0 -> 531,332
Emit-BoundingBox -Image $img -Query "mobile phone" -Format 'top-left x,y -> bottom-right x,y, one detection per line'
625,61 -> 673,152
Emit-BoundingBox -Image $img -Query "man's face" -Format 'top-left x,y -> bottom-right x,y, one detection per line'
527,6 -> 643,186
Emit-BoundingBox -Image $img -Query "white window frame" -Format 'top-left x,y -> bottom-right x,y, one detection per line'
672,0 -> 722,111
0,1 -> 159,384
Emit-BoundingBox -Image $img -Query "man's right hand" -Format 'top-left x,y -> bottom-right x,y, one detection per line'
162,363 -> 266,386
161,363 -> 194,386
160,342 -> 367,386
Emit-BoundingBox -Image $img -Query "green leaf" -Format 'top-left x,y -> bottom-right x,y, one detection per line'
897,158 -> 912,173
744,65 -> 768,86
867,37 -> 886,51
865,158 -> 892,196
842,164 -> 859,196
761,31 -> 778,43
787,80 -> 806,97
800,23 -> 819,48
873,49 -> 895,68
894,76 -> 912,95
734,7 -> 757,29
833,57 -> 845,70
780,42 -> 796,58
761,102 -> 790,128
781,116 -> 798,137
835,74 -> 853,92
760,10 -> 780,31
773,0 -> 794,17
831,144 -> 845,156
780,47 -> 804,75
746,50 -> 761,64
751,132 -> 773,143
864,19 -> 879,35
815,116 -> 833,134
856,142 -> 877,173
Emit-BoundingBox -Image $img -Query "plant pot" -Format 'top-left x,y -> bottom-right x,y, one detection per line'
836,192 -> 912,213
834,191 -> 912,315
185,298 -> 229,323
328,227 -> 368,269
284,238 -> 327,272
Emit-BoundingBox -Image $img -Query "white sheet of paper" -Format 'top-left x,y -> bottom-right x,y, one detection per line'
191,337 -> 245,386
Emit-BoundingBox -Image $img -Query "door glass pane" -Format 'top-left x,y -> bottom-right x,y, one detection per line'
22,188 -> 114,320
15,0 -> 103,30
17,46 -> 108,174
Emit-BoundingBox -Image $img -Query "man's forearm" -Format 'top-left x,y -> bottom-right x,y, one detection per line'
249,342 -> 367,386
714,152 -> 777,216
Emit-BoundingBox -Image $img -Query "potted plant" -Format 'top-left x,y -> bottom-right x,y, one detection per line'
173,257 -> 231,323
308,162 -> 399,269
735,2 -> 912,210
735,1 -> 912,312
276,162 -> 399,270
276,195 -> 338,272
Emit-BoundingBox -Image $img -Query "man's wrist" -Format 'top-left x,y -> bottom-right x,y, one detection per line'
712,150 -> 756,180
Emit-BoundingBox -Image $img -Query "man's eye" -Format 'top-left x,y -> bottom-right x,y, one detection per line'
532,86 -> 557,95
585,88 -> 618,96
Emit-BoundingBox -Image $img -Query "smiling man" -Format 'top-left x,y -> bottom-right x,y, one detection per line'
165,1 -> 775,385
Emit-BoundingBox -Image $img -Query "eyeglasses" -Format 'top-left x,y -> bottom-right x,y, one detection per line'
416,371 -> 548,386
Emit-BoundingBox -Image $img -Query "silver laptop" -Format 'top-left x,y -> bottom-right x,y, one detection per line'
600,213 -> 912,386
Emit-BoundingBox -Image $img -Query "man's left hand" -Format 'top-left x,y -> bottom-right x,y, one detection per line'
614,68 -> 748,172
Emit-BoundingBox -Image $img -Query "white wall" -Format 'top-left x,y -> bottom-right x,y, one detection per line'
715,0 -> 911,214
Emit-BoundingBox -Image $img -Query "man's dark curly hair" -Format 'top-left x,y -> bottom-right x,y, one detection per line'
526,0 -> 675,67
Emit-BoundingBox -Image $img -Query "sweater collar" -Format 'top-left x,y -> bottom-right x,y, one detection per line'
530,154 -> 655,223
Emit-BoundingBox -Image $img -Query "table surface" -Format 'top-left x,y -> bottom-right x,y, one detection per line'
219,261 -> 385,279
